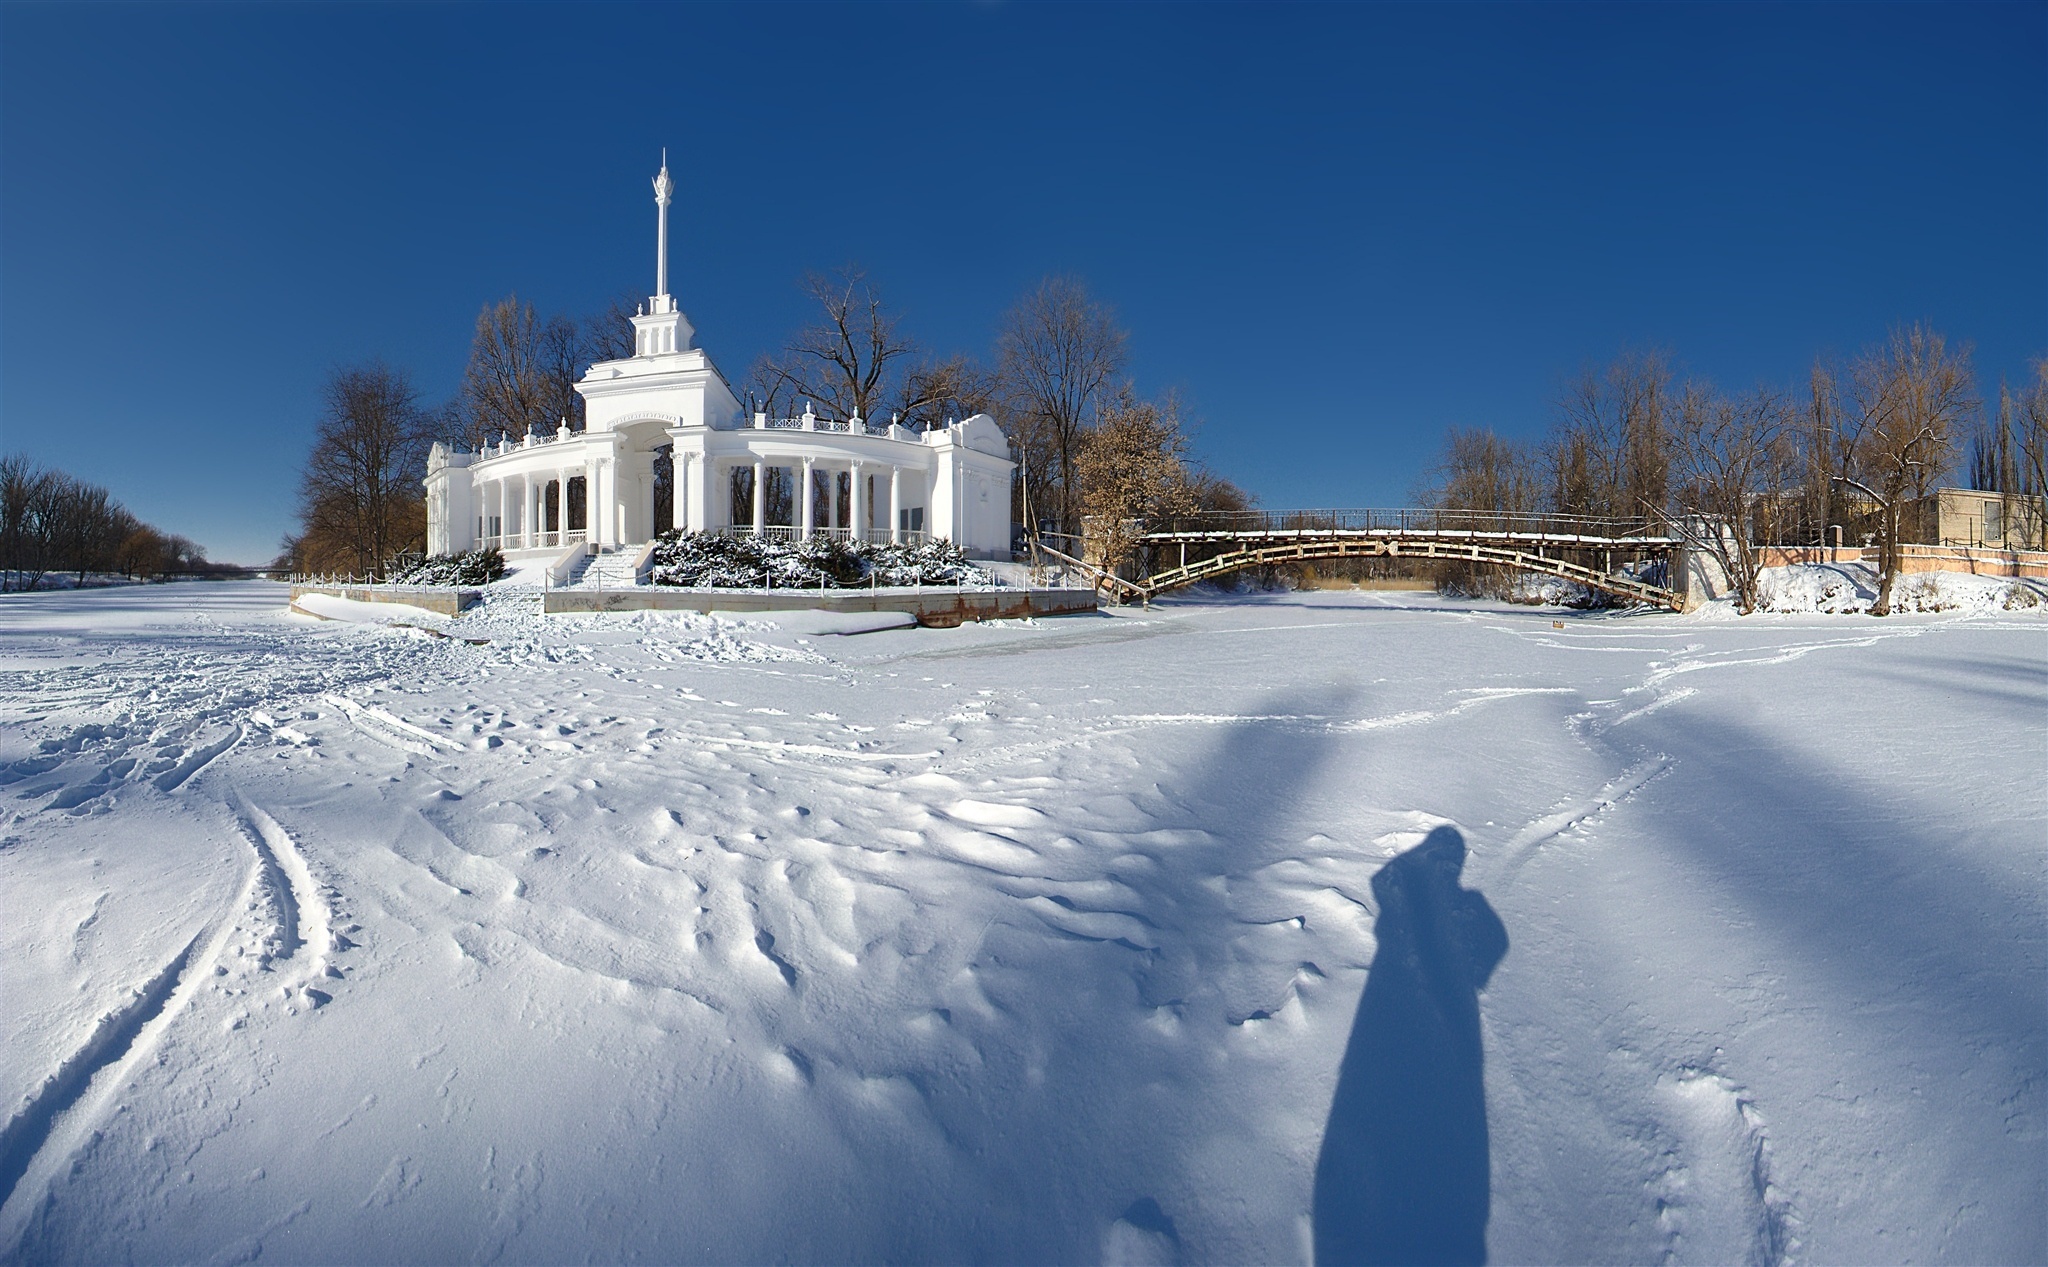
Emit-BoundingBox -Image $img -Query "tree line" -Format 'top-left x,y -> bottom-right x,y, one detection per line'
1,454 -> 217,591
1429,326 -> 2048,614
288,271 -> 1246,577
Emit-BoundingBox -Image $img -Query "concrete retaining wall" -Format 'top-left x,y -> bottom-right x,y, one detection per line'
1757,545 -> 2048,578
1889,544 -> 2048,578
289,584 -> 480,615
543,587 -> 1099,626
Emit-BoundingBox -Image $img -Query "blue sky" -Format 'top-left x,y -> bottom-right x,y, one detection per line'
2,1 -> 2041,564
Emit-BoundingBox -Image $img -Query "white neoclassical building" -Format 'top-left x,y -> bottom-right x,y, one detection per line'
425,158 -> 1016,566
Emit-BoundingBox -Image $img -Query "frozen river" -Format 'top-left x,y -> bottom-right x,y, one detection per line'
2,581 -> 2042,1263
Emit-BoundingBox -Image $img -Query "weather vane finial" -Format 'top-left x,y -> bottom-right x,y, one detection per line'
652,151 -> 674,302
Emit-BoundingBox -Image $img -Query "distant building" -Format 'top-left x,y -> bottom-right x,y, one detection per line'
424,157 -> 1015,562
1902,488 -> 2046,550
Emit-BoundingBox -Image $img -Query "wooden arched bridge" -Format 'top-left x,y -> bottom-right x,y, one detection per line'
1033,508 -> 1688,610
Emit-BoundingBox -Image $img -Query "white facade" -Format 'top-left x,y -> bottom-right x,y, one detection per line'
425,158 -> 1016,563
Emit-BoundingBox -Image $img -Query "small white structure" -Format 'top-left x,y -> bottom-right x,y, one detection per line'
425,157 -> 1015,566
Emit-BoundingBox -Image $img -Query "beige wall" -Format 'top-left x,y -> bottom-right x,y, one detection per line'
1760,544 -> 2048,579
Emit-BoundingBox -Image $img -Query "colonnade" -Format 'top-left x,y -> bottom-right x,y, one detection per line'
732,456 -> 915,544
470,450 -> 928,552
479,467 -> 588,551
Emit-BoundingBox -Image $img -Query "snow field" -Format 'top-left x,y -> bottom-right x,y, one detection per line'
0,581 -> 2041,1263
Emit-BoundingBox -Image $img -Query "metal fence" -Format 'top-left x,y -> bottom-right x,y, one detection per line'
1134,507 -> 1677,542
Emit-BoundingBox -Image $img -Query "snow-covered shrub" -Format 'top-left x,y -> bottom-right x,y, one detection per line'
646,531 -> 996,589
861,538 -> 992,587
393,547 -> 506,587
1753,564 -> 2048,615
649,532 -> 773,588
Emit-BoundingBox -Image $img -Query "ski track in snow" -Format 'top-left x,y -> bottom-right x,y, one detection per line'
0,852 -> 253,1250
0,782 -> 348,1254
0,931 -> 205,1217
233,797 -> 339,998
1647,1067 -> 1803,1267
1486,757 -> 1673,884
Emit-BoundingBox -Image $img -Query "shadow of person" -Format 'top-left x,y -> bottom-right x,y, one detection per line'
1313,826 -> 1508,1266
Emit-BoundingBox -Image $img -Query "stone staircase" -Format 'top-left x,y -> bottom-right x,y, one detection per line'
578,547 -> 645,589
556,549 -> 595,587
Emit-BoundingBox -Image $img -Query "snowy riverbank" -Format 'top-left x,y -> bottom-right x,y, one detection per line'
1,581 -> 2041,1262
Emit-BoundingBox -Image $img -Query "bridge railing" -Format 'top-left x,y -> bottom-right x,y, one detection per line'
1136,507 -> 1674,541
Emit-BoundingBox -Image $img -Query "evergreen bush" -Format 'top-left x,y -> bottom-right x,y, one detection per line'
646,532 -> 995,589
392,546 -> 506,587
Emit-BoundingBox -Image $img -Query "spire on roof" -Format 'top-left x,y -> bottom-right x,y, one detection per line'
652,152 -> 675,309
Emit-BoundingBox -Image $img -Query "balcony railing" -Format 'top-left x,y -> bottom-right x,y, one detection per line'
479,530 -> 585,551
721,525 -> 928,546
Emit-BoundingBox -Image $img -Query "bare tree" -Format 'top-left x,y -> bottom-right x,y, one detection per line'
21,469 -> 76,590
892,353 -> 998,431
2002,359 -> 2048,548
1433,428 -> 1541,524
1424,427 -> 1542,597
1962,363 -> 2048,549
1787,362 -> 1854,548
582,292 -> 639,369
1670,383 -> 1792,613
1187,469 -> 1256,515
1076,386 -> 1196,583
56,480 -> 121,584
294,363 -> 433,578
996,277 -> 1129,536
115,523 -> 167,580
2022,360 -> 2048,503
1547,350 -> 1673,524
461,295 -> 580,449
1835,324 -> 1977,614
0,454 -> 51,590
750,267 -> 916,423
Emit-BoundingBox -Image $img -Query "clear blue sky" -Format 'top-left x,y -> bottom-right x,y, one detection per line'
2,1 -> 2041,564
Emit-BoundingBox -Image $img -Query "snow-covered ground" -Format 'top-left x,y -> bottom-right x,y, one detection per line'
1,580 -> 2041,1264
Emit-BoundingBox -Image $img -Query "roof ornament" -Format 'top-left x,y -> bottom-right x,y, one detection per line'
652,150 -> 674,303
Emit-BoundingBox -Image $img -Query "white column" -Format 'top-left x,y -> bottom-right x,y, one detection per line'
521,473 -> 534,548
800,458 -> 815,539
555,473 -> 568,544
827,465 -> 841,534
613,460 -> 632,544
889,466 -> 902,545
584,458 -> 600,544
849,462 -> 865,543
687,451 -> 709,533
752,458 -> 766,536
684,456 -> 700,536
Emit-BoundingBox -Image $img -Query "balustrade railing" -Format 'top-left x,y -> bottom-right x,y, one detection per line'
720,525 -> 928,547
1134,507 -> 1676,541
474,529 -> 586,551
455,409 -> 944,461
748,410 -> 932,438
